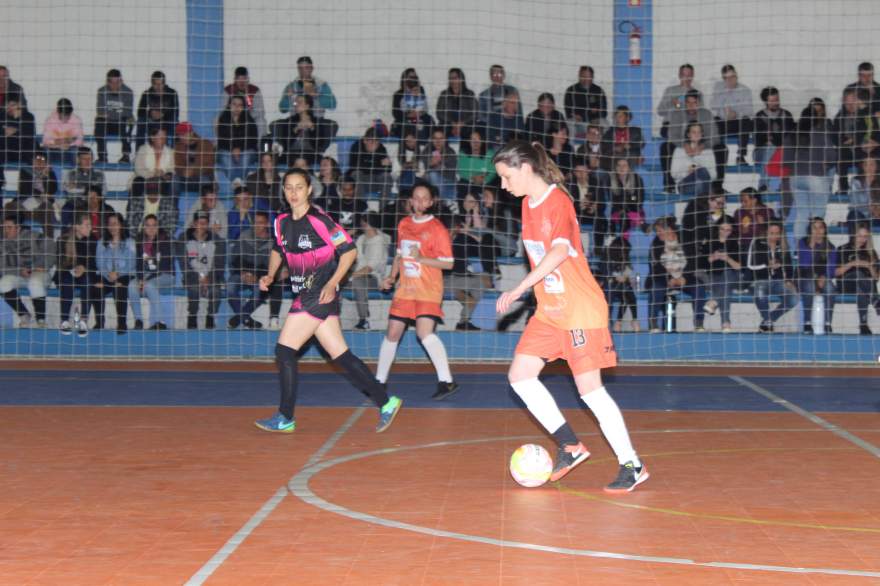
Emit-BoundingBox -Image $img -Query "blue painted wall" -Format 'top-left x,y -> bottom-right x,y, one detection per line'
185,0 -> 224,140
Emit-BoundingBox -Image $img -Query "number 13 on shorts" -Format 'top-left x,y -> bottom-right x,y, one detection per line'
570,329 -> 586,348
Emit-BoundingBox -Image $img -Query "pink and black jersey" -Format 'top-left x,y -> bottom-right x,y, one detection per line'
273,206 -> 355,318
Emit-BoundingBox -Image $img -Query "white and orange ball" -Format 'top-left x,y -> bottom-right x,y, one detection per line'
509,444 -> 553,488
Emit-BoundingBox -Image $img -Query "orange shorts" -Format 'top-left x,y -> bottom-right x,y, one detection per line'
389,297 -> 444,324
515,318 -> 617,375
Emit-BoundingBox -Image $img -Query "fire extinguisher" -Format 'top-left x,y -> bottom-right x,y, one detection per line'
619,20 -> 642,66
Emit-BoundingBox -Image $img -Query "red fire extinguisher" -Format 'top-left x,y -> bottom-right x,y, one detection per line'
629,24 -> 642,66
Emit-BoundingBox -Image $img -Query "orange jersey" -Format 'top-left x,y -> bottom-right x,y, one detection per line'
521,185 -> 609,330
393,214 -> 453,304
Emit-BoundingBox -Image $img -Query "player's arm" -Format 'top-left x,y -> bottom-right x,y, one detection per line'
412,250 -> 453,271
319,248 -> 357,304
259,250 -> 283,291
382,254 -> 401,290
496,242 -> 569,313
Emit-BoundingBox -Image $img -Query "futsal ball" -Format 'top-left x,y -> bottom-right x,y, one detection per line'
509,444 -> 553,488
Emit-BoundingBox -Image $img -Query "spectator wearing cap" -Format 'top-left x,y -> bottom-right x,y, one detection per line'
136,71 -> 179,147
186,183 -> 228,239
227,184 -> 269,241
180,209 -> 225,330
6,150 -> 57,237
347,212 -> 390,330
173,121 -> 215,197
63,146 -> 105,197
278,56 -> 337,118
133,126 -> 174,199
0,66 -> 27,108
223,66 -> 267,137
847,62 -> 880,116
94,68 -> 135,163
42,98 -> 84,166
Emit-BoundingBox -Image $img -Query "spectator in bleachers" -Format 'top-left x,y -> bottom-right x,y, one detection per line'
608,157 -> 645,239
94,69 -> 134,164
41,98 -> 84,166
0,66 -> 27,108
601,235 -> 639,333
664,90 -> 723,190
436,68 -> 478,139
785,98 -> 837,247
228,210 -> 280,330
563,65 -> 608,137
835,222 -> 880,334
602,106 -> 644,168
125,175 -> 176,236
447,204 -> 495,332
397,128 -> 423,194
457,127 -> 496,197
575,124 -> 607,176
670,122 -> 717,197
61,186 -> 113,239
1,213 -> 51,327
421,127 -> 457,200
228,184 -> 269,241
700,218 -> 741,333
480,185 -> 519,257
57,212 -> 98,336
0,97 -> 36,167
681,187 -> 728,277
710,64 -> 753,166
734,187 -> 775,252
456,191 -> 500,277
278,56 -> 337,119
133,126 -> 174,198
657,64 -> 700,141
849,157 -> 879,222
95,212 -> 137,332
847,62 -> 880,116
313,156 -> 341,209
479,64 -> 522,123
391,68 -> 433,140
186,183 -> 228,239
321,175 -> 366,239
832,87 -> 870,195
134,214 -> 173,330
485,89 -> 525,148
753,86 -> 796,192
63,146 -> 105,197
246,152 -> 283,212
646,216 -> 706,332
349,127 -> 392,200
347,212 -> 390,330
11,150 -> 57,237
525,93 -> 567,148
547,123 -> 574,181
272,94 -> 332,167
223,66 -> 267,137
172,122 -> 214,198
568,157 -> 608,251
748,220 -> 797,333
216,95 -> 259,184
136,71 -> 179,147
181,210 -> 225,330
797,217 -> 837,334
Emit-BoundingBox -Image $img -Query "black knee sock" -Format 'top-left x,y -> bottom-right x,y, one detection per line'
3,291 -> 24,315
32,297 -> 46,321
333,350 -> 390,408
276,343 -> 299,420
551,422 -> 580,448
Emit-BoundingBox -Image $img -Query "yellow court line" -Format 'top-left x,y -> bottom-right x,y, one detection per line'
559,446 -> 880,534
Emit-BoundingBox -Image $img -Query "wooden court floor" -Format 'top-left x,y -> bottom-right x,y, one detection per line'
2,402 -> 879,585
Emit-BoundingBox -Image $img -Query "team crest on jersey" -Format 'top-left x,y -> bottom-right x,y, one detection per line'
298,233 -> 312,249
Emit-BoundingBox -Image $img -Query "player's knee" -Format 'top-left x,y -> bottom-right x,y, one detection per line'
275,343 -> 298,365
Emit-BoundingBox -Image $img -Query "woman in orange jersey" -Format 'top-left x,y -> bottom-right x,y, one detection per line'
494,140 -> 648,493
376,180 -> 460,400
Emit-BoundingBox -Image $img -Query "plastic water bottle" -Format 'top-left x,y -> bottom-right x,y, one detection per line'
665,294 -> 675,333
811,294 -> 825,336
73,308 -> 80,327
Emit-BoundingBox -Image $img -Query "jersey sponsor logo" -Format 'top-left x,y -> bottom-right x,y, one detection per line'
330,230 -> 347,246
522,239 -> 546,265
543,270 -> 565,294
298,233 -> 312,249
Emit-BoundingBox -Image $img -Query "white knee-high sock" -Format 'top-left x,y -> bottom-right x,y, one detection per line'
421,333 -> 453,383
375,337 -> 399,383
511,378 -> 566,434
581,386 -> 639,466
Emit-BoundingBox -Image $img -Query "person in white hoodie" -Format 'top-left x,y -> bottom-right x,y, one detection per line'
348,212 -> 390,330
670,122 -> 717,197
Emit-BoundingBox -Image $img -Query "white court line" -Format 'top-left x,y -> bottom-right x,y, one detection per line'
730,375 -> 880,459
185,406 -> 366,586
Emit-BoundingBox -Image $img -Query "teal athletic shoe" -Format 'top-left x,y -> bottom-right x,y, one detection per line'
376,396 -> 403,433
254,412 -> 296,433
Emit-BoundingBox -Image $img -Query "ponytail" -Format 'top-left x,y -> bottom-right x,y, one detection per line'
493,139 -> 572,200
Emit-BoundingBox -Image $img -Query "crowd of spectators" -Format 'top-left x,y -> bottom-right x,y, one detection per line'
1,58 -> 880,335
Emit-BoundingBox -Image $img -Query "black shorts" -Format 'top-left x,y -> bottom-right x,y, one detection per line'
289,293 -> 340,322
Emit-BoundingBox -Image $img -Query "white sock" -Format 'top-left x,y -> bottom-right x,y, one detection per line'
581,386 -> 640,466
421,333 -> 453,383
375,337 -> 399,383
510,378 -> 566,434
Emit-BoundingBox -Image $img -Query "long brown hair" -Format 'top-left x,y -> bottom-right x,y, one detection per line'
492,139 -> 571,199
